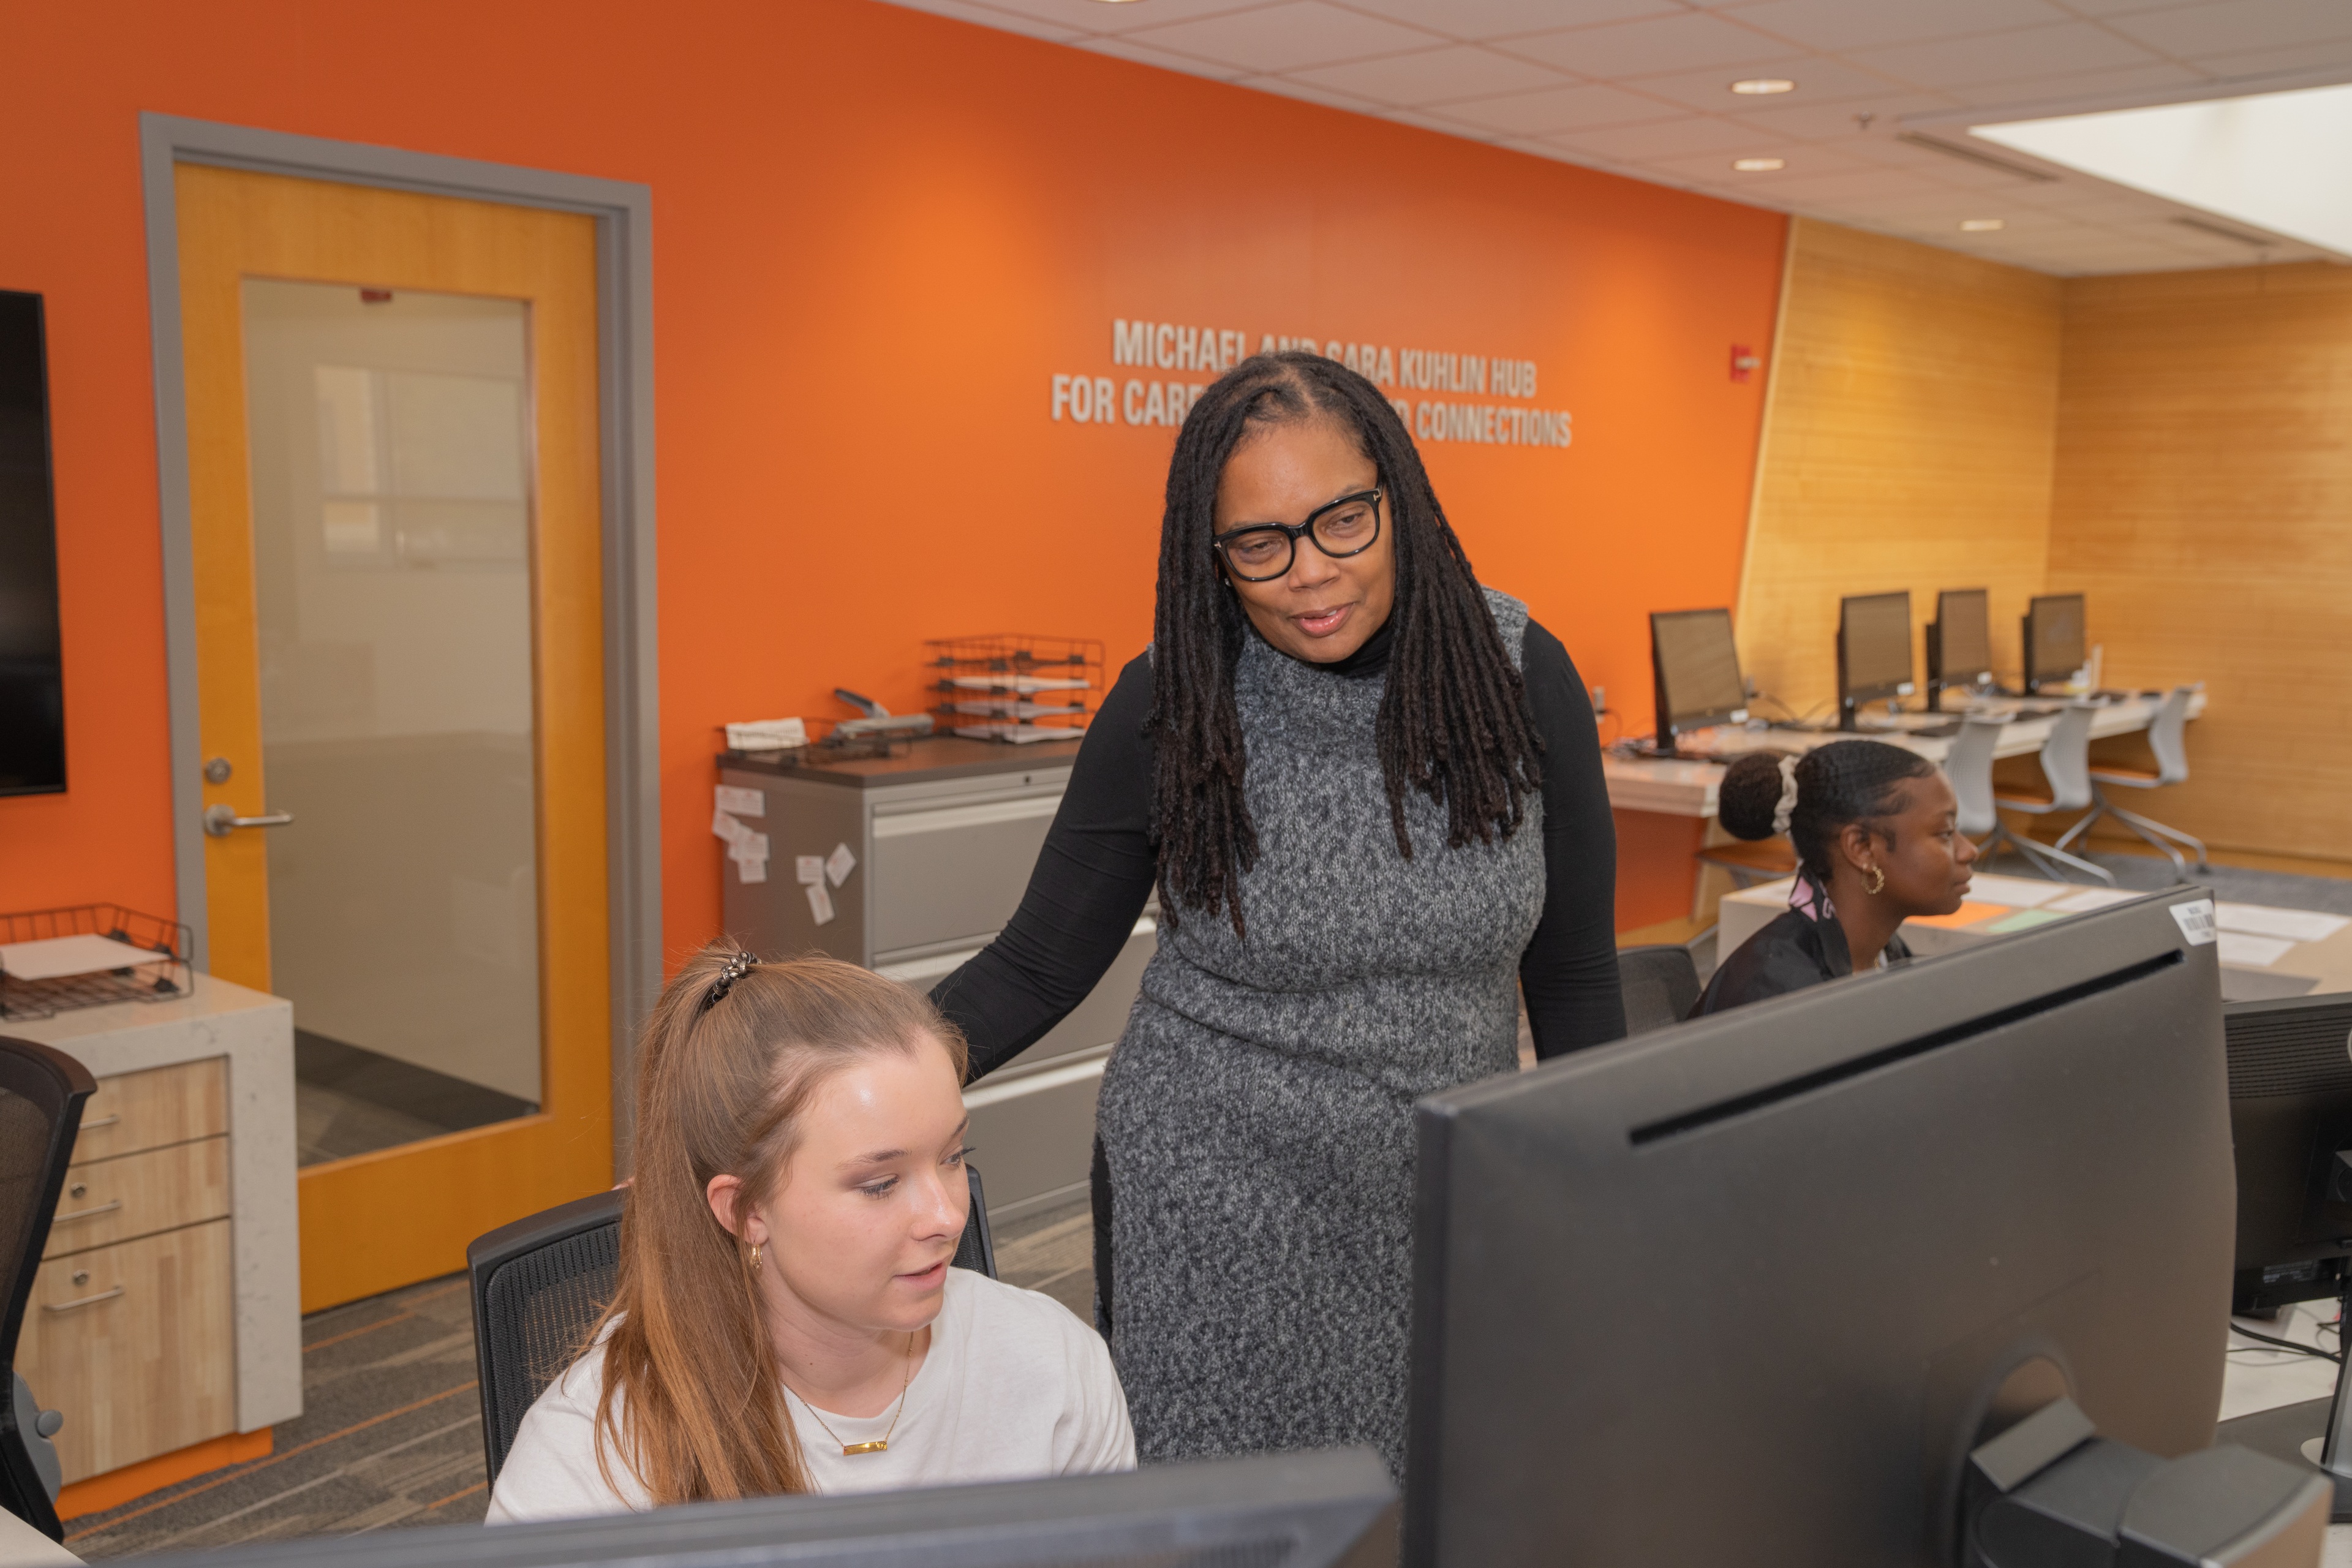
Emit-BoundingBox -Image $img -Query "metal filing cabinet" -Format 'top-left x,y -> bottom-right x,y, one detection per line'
719,737 -> 1152,1222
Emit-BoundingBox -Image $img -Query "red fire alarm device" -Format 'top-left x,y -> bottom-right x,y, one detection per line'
1730,345 -> 1761,383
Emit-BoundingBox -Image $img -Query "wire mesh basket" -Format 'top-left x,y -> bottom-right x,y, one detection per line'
927,635 -> 1106,743
0,904 -> 193,1020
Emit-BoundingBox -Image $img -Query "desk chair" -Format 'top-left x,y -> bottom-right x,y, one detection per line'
0,1038 -> 96,1543
1948,710 -> 2115,886
1618,945 -> 1702,1033
2055,685 -> 2208,880
467,1164 -> 998,1486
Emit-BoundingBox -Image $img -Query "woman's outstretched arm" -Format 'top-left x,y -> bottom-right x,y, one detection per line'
1517,620 -> 1629,1056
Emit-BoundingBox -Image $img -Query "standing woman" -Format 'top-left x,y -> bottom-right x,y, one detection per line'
932,351 -> 1623,1476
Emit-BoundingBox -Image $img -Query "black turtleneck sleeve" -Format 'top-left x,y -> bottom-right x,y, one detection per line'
1515,620 -> 1628,1056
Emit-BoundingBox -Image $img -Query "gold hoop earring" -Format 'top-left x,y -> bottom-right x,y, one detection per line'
1865,864 -> 1886,895
747,1242 -> 763,1275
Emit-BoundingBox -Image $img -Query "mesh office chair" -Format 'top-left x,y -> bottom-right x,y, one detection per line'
1617,944 -> 1702,1033
2056,685 -> 2207,880
467,1163 -> 998,1486
0,1037 -> 96,1543
1951,706 -> 2113,885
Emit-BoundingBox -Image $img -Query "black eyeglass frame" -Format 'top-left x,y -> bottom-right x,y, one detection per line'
1209,488 -> 1385,583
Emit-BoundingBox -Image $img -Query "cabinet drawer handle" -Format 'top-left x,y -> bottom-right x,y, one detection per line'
55,1200 -> 123,1224
80,1115 -> 121,1131
43,1287 -> 124,1314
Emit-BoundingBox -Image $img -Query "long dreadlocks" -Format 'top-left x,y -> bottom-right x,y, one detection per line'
1148,351 -> 1544,936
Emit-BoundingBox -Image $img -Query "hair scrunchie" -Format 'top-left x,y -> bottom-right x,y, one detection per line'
1770,753 -> 1800,838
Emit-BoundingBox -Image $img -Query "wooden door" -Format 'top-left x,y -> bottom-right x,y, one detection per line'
178,164 -> 611,1311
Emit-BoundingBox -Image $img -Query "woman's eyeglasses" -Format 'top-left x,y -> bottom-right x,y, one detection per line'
1210,489 -> 1384,582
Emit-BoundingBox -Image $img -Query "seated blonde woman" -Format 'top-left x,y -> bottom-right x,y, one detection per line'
487,946 -> 1133,1521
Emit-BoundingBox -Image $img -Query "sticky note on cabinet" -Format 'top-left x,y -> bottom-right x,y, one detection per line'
714,785 -> 764,818
736,856 -> 767,884
797,855 -> 824,886
827,843 -> 857,888
712,807 -> 752,845
807,881 -> 835,926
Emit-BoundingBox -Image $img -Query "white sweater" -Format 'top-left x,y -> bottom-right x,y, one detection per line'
485,1269 -> 1134,1523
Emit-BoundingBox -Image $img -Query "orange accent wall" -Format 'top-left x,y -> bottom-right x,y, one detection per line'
0,0 -> 1780,948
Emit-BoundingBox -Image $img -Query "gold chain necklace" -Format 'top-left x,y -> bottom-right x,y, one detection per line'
788,1332 -> 915,1457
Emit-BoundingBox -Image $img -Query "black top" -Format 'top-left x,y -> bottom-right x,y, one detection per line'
1690,905 -> 1913,1017
932,615 -> 1627,1079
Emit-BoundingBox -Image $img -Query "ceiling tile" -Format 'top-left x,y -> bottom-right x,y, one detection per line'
1123,2 -> 1446,72
1498,11 -> 1798,77
1547,113 -> 1781,157
1422,80 -> 1686,134
1071,32 -> 1254,79
2189,36 -> 2352,74
2043,0 -> 2210,15
1288,44 -> 1575,105
1731,165 -> 1950,200
1849,21 -> 2164,88
1232,73 -> 1391,111
1719,0 -> 2075,51
2100,0 -> 2352,56
1334,0 -> 1683,43
1624,53 -> 1907,110
1378,107 -> 1508,139
1945,58 -> 2208,104
1643,140 -> 1877,178
1725,91 -> 1960,138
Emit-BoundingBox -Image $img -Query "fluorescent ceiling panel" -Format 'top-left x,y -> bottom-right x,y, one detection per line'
1969,81 -> 2352,257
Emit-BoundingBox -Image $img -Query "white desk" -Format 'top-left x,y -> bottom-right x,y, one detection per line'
1719,875 -> 2352,1001
1602,690 -> 2208,820
2222,1302 -> 2352,1566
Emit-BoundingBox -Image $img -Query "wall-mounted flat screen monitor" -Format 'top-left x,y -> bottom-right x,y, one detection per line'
1928,587 -> 1992,693
0,290 -> 64,796
1648,608 -> 1746,747
2024,592 -> 2087,693
1836,591 -> 1913,721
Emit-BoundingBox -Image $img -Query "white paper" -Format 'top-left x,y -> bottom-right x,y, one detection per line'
2047,888 -> 2141,914
807,882 -> 836,926
796,855 -> 824,886
726,831 -> 769,863
0,933 -> 163,981
2172,897 -> 2217,946
711,807 -> 753,846
827,843 -> 857,888
2217,932 -> 2294,968
950,675 -> 1090,693
725,717 -> 807,752
735,856 -> 767,884
714,785 -> 764,818
2216,903 -> 2351,944
1961,874 -> 2068,908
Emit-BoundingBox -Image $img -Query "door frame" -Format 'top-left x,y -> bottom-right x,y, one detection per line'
138,113 -> 660,1160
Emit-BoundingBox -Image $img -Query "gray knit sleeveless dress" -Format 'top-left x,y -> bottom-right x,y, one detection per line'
1092,587 -> 1546,1478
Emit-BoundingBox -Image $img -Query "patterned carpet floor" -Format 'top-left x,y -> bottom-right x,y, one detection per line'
64,1195 -> 1095,1558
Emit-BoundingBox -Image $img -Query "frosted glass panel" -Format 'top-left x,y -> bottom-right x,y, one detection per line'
242,280 -> 541,1165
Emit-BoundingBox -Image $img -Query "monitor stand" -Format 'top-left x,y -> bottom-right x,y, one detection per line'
2214,1280 -> 2352,1522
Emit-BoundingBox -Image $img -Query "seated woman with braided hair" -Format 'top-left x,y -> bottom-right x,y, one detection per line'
486,943 -> 1132,1523
1691,739 -> 1980,1016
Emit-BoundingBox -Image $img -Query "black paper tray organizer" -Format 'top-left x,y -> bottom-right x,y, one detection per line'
0,903 -> 192,1020
927,635 -> 1105,743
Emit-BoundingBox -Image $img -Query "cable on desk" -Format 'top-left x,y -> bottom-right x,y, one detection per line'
2230,1322 -> 2343,1363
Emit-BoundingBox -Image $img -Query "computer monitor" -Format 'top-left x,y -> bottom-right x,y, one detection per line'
1836,590 -> 1914,729
1928,588 -> 1994,705
1648,608 -> 1747,756
2023,593 -> 2087,694
2212,992 -> 2352,1517
1407,889 -> 2265,1566
142,1450 -> 1398,1568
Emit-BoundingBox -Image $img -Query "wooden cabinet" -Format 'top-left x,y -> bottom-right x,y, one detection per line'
14,1058 -> 240,1483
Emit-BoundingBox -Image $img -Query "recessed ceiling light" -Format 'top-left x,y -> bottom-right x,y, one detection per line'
1959,217 -> 2007,231
1730,157 -> 1786,172
1731,78 -> 1796,96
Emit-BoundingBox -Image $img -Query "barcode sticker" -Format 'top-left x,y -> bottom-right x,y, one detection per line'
2171,898 -> 2217,947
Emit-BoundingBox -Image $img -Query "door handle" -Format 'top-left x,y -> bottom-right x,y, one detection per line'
54,1199 -> 123,1225
43,1287 -> 124,1314
205,805 -> 295,836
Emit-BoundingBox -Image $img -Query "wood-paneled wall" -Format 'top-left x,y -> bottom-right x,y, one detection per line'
2050,263 -> 2352,860
1738,219 -> 2062,720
